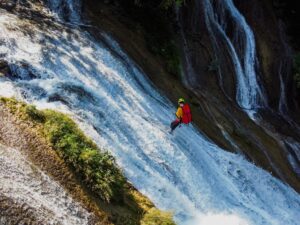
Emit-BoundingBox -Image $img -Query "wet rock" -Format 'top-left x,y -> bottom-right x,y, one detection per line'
0,60 -> 8,69
48,93 -> 71,106
0,194 -> 43,224
7,62 -> 40,81
0,0 -> 17,11
82,0 -> 300,194
0,60 -> 11,77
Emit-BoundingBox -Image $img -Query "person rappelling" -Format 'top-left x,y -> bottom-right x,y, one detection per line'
170,98 -> 192,133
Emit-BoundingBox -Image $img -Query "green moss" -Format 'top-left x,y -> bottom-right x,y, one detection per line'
0,97 -> 124,203
142,208 -> 176,225
42,109 -> 127,203
25,105 -> 46,122
0,97 -> 176,224
0,97 -> 20,113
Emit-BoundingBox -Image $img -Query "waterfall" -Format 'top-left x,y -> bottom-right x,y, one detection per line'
45,0 -> 81,22
1,4 -> 300,224
279,69 -> 289,115
202,0 -> 267,112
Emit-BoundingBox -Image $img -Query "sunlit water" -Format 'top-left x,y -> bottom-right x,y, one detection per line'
1,7 -> 300,225
203,0 -> 266,112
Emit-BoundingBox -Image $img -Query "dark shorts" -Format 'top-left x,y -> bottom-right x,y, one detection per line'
170,120 -> 181,131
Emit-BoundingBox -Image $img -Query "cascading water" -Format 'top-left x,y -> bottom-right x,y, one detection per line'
1,2 -> 300,225
202,0 -> 266,112
45,0 -> 81,22
0,144 -> 91,225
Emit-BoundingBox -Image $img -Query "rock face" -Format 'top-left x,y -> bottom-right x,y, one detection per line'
0,102 -> 106,225
233,0 -> 296,113
179,0 -> 236,100
0,60 -> 10,76
81,0 -> 300,193
1,0 -> 300,223
178,0 -> 300,188
181,0 -> 300,116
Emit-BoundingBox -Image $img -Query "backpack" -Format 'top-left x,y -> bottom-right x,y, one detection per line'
181,103 -> 192,124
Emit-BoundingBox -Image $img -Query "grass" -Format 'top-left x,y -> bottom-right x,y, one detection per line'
0,97 -> 176,224
141,208 -> 176,225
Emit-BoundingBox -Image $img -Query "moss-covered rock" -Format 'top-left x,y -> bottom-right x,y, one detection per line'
142,208 -> 176,225
42,109 -> 126,203
0,97 -> 176,225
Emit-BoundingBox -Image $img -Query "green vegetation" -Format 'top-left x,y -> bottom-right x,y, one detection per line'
293,53 -> 300,89
159,0 -> 184,9
0,97 -> 176,224
25,105 -> 46,122
119,0 -> 182,77
42,110 -> 126,203
0,97 -> 125,202
141,208 -> 176,225
147,37 -> 181,76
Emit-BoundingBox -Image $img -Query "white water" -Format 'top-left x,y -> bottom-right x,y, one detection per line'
279,70 -> 289,115
285,139 -> 300,177
0,144 -> 91,224
1,7 -> 300,225
203,0 -> 266,112
45,0 -> 81,22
